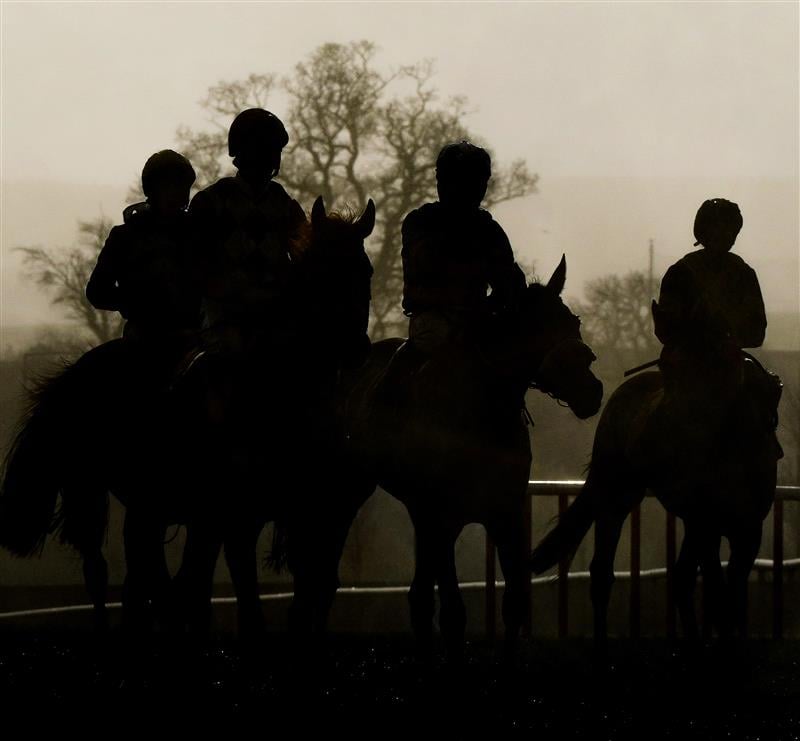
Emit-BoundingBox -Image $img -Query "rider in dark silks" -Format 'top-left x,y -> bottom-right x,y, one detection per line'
380,141 -> 527,402
87,149 -> 201,381
644,198 -> 782,479
190,108 -> 307,357
189,108 -> 307,432
187,108 -> 309,503
86,149 -> 201,631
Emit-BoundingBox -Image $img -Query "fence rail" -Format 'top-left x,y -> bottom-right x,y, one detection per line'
484,481 -> 800,640
2,482 -> 798,638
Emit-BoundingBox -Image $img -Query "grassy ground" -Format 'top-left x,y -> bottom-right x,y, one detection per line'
2,630 -> 800,737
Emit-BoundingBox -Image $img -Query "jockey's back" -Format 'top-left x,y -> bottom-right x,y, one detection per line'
188,108 -> 308,355
86,150 -> 201,351
402,202 -> 525,319
400,141 -> 526,354
190,175 -> 306,328
655,247 -> 766,354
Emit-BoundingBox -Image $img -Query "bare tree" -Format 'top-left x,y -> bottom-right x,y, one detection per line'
572,270 -> 661,374
17,218 -> 124,345
177,41 -> 538,337
22,41 -> 537,347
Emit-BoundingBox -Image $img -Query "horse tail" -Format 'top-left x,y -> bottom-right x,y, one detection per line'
530,469 -> 598,574
0,363 -> 80,556
0,340 -> 120,557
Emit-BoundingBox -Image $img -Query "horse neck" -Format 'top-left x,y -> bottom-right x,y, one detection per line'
476,316 -> 554,403
295,248 -> 372,378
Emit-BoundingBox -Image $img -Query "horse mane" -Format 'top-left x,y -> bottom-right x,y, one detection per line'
291,204 -> 364,257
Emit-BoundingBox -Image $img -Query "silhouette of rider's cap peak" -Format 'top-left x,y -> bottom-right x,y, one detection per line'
228,108 -> 289,157
693,198 -> 743,250
436,141 -> 491,183
141,150 -> 196,199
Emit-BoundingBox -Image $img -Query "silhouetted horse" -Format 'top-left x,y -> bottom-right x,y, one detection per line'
287,257 -> 603,658
0,196 -> 375,635
530,357 -> 781,648
0,338 -> 203,631
176,196 -> 375,635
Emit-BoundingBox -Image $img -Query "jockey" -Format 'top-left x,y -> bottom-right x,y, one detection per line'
374,141 -> 526,415
86,149 -> 201,371
401,141 -> 527,354
640,199 -> 781,477
654,198 -> 766,370
189,108 -> 307,356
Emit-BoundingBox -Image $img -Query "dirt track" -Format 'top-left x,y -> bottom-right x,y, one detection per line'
2,631 -> 800,737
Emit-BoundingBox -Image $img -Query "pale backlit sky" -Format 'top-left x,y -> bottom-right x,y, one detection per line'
1,1 -> 798,341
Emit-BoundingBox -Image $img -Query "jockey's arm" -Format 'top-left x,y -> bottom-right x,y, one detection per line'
86,227 -> 126,315
486,220 -> 527,311
401,210 -> 440,315
188,189 -> 225,298
735,266 -> 767,348
654,263 -> 692,346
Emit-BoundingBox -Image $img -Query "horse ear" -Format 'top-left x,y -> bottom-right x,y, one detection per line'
546,254 -> 567,295
311,196 -> 326,226
357,199 -> 376,238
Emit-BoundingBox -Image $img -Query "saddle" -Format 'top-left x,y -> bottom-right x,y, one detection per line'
634,351 -> 783,487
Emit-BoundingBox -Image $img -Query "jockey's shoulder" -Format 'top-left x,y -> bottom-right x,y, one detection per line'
404,202 -> 498,228
404,202 -> 439,223
122,201 -> 151,226
680,248 -> 752,275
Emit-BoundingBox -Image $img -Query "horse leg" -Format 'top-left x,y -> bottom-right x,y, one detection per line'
726,525 -> 762,638
674,525 -> 701,641
435,528 -> 467,663
223,520 -> 265,639
62,486 -> 110,634
490,515 -> 529,662
697,531 -> 726,637
590,508 -> 629,659
175,521 -> 223,635
122,507 -> 170,631
408,519 -> 437,658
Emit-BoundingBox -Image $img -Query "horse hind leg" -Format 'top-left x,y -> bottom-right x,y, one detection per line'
726,526 -> 762,638
590,495 -> 638,660
61,485 -> 110,634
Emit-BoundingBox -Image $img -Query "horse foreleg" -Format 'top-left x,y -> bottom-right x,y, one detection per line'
697,531 -> 726,637
121,507 -> 166,635
176,522 -> 223,635
288,483 -> 371,641
408,520 -> 437,658
490,516 -> 529,661
223,520 -> 266,639
726,526 -> 762,638
435,529 -> 466,663
674,525 -> 701,641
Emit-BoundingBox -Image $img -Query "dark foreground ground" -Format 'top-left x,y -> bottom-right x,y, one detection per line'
2,629 -> 800,738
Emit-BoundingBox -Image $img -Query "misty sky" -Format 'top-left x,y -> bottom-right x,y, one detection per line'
1,2 -> 798,340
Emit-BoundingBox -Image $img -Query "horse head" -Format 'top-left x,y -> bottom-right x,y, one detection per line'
513,256 -> 603,420
296,196 -> 376,367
